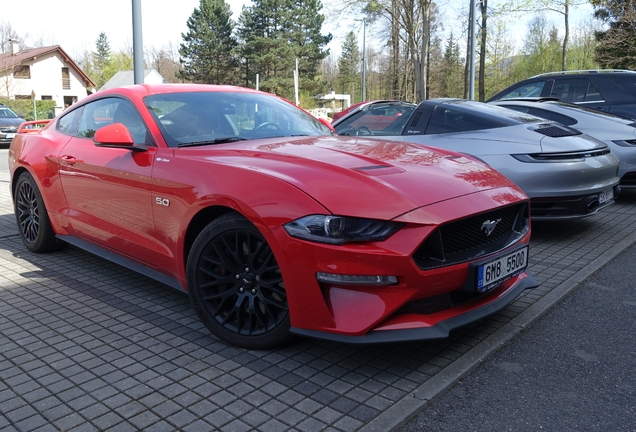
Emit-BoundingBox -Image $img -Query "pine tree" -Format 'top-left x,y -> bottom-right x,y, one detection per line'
238,0 -> 331,99
179,0 -> 238,84
93,32 -> 112,89
442,32 -> 464,98
591,0 -> 636,69
337,32 -> 360,102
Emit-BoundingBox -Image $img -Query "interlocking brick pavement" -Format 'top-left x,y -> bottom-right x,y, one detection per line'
2,170 -> 636,431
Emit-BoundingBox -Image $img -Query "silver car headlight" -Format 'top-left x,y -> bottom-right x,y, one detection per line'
284,215 -> 403,245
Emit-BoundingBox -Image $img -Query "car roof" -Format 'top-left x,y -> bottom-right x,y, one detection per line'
529,69 -> 636,79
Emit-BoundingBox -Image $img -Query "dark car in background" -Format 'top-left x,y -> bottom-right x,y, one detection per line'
486,70 -> 636,119
0,103 -> 25,147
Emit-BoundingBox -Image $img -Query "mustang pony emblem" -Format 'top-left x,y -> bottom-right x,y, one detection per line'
481,218 -> 502,236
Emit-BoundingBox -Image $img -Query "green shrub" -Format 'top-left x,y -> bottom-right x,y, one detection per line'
0,98 -> 58,120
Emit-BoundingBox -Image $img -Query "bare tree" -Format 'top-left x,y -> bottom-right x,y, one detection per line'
146,42 -> 182,83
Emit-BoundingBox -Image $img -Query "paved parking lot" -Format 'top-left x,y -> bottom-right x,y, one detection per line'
2,166 -> 636,431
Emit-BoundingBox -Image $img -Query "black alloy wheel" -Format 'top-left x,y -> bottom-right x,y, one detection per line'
188,213 -> 290,349
14,172 -> 64,253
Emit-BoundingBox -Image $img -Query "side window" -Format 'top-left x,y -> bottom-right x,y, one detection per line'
426,107 -> 486,134
56,107 -> 82,135
499,81 -> 547,99
78,98 -> 150,145
609,76 -> 636,98
551,79 -> 590,103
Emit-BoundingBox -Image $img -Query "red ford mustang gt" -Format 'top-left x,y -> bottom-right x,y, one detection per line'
8,84 -> 537,349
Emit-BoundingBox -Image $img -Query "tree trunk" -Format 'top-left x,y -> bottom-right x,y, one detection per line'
464,4 -> 473,99
478,0 -> 487,102
562,0 -> 569,71
391,2 -> 400,99
417,0 -> 431,102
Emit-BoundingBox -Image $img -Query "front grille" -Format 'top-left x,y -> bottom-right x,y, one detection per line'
0,127 -> 17,133
532,124 -> 582,137
413,203 -> 528,270
395,290 -> 485,316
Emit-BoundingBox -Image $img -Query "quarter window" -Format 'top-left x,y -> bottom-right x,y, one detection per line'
57,108 -> 82,135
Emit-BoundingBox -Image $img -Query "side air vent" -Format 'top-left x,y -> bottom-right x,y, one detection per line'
409,112 -> 422,128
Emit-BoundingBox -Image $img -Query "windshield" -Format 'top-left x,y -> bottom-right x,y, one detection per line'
0,107 -> 20,118
144,91 -> 334,147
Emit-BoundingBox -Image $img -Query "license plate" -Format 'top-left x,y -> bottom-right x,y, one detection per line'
5,133 -> 15,139
598,188 -> 613,204
477,246 -> 528,293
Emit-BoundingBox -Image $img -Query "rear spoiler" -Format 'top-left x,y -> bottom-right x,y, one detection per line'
18,120 -> 51,133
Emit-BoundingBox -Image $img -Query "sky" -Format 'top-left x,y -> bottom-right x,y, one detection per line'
3,0 -> 596,63
2,0 -> 351,59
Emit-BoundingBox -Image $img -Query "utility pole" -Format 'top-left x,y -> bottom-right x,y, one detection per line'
132,0 -> 144,84
468,0 -> 476,100
362,20 -> 367,101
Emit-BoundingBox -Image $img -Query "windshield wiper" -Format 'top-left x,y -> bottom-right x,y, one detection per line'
178,136 -> 247,147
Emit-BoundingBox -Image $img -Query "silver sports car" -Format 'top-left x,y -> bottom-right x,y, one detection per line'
490,98 -> 636,188
332,99 -> 620,220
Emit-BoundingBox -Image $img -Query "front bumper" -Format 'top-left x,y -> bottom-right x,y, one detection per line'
485,153 -> 620,219
290,272 -> 538,344
530,184 -> 620,220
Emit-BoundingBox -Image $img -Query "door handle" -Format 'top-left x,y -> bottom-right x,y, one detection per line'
59,155 -> 76,166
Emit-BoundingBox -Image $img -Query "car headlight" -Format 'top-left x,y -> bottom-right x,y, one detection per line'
283,215 -> 404,245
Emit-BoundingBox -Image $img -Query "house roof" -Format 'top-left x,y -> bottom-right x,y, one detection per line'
100,69 -> 166,90
0,45 -> 96,88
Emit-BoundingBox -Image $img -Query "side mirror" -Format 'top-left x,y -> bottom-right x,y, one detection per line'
93,123 -> 146,151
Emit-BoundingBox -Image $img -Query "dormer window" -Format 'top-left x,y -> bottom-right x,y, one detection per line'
14,65 -> 30,79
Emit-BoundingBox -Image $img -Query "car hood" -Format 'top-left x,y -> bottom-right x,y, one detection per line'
194,136 -> 521,220
0,117 -> 24,128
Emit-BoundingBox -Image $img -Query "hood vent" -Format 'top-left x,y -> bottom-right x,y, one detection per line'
354,165 -> 392,171
531,123 -> 582,138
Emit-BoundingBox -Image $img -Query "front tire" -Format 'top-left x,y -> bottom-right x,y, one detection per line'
187,213 -> 291,349
14,172 -> 65,253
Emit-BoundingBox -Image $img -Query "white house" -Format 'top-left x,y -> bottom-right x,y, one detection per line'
0,41 -> 95,109
100,69 -> 166,90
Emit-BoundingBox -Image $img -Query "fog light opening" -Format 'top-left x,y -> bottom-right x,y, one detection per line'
316,273 -> 398,286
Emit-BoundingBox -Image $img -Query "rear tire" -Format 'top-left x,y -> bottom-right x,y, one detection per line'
187,213 -> 291,349
14,172 -> 66,253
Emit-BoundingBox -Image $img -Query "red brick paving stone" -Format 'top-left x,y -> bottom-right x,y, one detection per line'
2,181 -> 636,431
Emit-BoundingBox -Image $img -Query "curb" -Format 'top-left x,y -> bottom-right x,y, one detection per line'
361,229 -> 636,432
